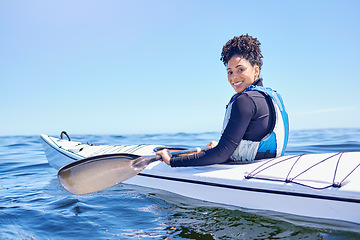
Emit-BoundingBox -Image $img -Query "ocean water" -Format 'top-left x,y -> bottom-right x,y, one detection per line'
1,128 -> 360,240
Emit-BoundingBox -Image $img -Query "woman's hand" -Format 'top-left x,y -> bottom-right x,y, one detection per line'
156,149 -> 172,166
207,141 -> 218,148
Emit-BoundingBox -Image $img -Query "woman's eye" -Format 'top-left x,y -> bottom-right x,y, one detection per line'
227,71 -> 232,75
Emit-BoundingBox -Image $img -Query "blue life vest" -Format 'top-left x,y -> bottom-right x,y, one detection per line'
222,85 -> 289,161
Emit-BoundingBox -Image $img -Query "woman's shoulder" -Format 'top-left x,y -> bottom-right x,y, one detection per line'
230,91 -> 268,114
237,90 -> 266,102
231,92 -> 258,110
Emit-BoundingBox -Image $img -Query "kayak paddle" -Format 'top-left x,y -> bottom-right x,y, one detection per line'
58,146 -> 210,195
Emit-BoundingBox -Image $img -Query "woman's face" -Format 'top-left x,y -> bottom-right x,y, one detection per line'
227,55 -> 260,93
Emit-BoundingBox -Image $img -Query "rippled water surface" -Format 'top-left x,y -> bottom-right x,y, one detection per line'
1,129 -> 360,239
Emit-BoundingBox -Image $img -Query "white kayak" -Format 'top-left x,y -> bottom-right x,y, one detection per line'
40,134 -> 360,226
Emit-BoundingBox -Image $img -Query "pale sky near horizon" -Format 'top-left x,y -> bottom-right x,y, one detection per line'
1,0 -> 359,136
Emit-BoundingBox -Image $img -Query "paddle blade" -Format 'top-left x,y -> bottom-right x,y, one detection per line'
58,154 -> 144,195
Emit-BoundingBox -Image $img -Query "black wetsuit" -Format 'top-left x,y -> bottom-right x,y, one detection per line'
170,79 -> 275,167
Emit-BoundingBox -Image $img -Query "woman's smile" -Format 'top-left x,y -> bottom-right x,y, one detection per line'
233,81 -> 243,87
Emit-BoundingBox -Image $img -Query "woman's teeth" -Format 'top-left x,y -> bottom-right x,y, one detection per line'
233,82 -> 242,87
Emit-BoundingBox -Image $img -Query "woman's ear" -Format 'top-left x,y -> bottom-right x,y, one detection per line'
254,65 -> 260,79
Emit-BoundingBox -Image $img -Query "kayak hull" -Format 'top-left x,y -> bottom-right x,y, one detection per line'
127,172 -> 360,224
40,134 -> 360,226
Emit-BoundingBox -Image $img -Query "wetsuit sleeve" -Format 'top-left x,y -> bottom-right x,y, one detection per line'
170,94 -> 256,167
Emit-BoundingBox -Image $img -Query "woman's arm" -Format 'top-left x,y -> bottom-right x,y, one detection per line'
165,94 -> 256,167
156,141 -> 218,166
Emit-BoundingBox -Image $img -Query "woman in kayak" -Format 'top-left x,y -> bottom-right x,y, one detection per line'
157,34 -> 289,167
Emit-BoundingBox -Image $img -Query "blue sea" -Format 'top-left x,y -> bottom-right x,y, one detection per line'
1,128 -> 360,239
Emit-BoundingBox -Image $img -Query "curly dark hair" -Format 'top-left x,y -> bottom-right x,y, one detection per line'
220,34 -> 263,70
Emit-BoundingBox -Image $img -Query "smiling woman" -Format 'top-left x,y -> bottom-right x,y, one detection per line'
157,34 -> 290,166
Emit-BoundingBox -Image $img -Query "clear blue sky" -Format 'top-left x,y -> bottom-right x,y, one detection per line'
1,0 -> 359,136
